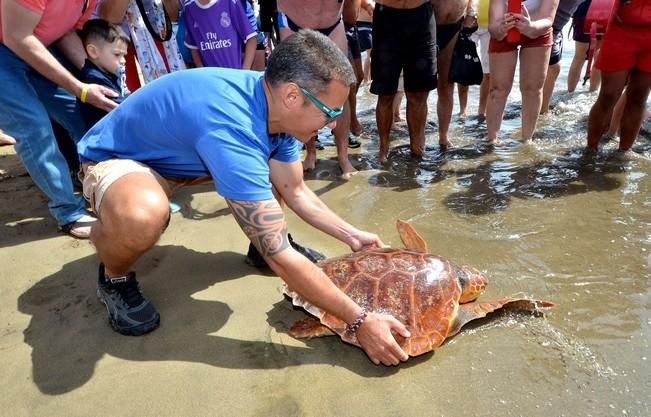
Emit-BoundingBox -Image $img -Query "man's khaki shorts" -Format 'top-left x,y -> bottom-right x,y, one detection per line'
80,159 -> 171,215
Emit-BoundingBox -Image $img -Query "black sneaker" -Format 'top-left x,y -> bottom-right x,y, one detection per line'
245,234 -> 327,268
96,264 -> 160,336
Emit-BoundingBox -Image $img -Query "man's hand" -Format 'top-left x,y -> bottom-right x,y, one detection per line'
348,229 -> 384,252
83,83 -> 119,112
356,312 -> 410,366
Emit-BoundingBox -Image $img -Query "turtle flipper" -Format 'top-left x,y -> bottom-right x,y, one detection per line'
448,298 -> 556,337
289,316 -> 335,338
397,220 -> 429,253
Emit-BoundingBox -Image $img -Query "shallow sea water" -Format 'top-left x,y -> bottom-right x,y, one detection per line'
284,42 -> 651,416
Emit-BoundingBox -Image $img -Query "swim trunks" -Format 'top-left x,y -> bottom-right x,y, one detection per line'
357,21 -> 372,51
596,18 -> 651,72
437,18 -> 463,51
370,2 -> 437,95
276,11 -> 342,37
345,24 -> 362,60
488,28 -> 553,53
549,28 -> 563,65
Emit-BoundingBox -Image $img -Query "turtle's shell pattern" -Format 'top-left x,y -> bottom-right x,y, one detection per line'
317,247 -> 483,356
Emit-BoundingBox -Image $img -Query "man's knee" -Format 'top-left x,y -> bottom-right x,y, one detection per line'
111,198 -> 169,247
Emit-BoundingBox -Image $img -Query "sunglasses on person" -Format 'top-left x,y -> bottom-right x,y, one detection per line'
299,86 -> 344,125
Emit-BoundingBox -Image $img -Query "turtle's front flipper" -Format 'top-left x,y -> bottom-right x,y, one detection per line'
397,220 -> 429,253
289,316 -> 335,338
449,298 -> 556,337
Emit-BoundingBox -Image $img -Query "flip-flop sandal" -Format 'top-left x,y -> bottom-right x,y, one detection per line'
348,137 -> 361,149
60,214 -> 97,239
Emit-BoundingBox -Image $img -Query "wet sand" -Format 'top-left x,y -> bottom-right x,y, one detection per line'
2,63 -> 651,416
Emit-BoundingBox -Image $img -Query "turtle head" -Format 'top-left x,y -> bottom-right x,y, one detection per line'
456,266 -> 488,303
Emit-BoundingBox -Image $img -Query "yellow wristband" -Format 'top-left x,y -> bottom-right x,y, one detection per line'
80,84 -> 89,103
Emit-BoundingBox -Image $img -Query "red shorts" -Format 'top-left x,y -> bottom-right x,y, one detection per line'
488,28 -> 553,53
596,19 -> 651,73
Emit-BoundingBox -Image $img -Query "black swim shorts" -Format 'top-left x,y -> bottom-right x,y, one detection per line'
345,24 -> 362,60
549,28 -> 563,65
357,21 -> 372,51
370,2 -> 437,95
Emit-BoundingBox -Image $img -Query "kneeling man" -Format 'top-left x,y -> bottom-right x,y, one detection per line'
78,30 -> 410,366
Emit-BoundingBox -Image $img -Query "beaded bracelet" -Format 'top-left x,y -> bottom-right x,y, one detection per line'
347,308 -> 368,334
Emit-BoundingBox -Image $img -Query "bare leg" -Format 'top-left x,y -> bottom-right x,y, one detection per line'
333,101 -> 357,178
405,91 -> 429,157
618,70 -> 651,150
376,94 -> 395,162
91,173 -> 170,277
349,56 -> 364,136
362,49 -> 372,84
606,90 -> 627,137
486,51 -> 517,143
251,50 -> 266,71
588,43 -> 602,92
478,73 -> 490,117
541,62 -> 560,114
586,70 -> 629,150
457,84 -> 469,118
568,42 -> 589,92
436,33 -> 459,146
519,46 -> 551,142
391,91 -> 404,129
302,136 -> 318,172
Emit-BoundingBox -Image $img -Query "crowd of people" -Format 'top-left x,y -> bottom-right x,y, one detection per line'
1,0 -> 650,366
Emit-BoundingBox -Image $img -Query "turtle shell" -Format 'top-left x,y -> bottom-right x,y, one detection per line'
313,247 -> 483,356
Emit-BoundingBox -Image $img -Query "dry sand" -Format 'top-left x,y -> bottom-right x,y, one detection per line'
1,145 -> 411,417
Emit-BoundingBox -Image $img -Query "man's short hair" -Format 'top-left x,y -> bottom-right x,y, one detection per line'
265,29 -> 355,94
80,19 -> 130,47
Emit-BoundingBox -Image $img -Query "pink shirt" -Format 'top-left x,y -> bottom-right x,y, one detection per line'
0,0 -> 96,46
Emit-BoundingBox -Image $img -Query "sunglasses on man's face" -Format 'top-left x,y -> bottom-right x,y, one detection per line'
299,86 -> 344,125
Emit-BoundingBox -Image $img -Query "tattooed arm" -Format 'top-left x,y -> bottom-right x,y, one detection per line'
226,197 -> 410,366
268,159 -> 383,251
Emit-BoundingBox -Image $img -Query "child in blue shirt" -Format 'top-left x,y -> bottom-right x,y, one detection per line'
78,19 -> 131,128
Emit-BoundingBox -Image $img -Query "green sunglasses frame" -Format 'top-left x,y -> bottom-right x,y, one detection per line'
299,86 -> 344,125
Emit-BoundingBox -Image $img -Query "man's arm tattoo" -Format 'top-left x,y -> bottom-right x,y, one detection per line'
227,199 -> 290,257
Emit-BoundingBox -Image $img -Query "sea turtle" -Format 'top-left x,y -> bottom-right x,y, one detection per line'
285,220 -> 555,358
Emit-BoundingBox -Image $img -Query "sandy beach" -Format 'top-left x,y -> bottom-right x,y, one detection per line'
2,87 -> 650,416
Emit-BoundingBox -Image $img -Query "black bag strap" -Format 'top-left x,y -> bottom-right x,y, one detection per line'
134,0 -> 173,42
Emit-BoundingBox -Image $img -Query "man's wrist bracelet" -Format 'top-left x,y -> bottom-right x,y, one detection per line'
347,308 -> 368,334
80,84 -> 89,103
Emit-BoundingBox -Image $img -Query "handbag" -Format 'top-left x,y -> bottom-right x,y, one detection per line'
448,31 -> 483,86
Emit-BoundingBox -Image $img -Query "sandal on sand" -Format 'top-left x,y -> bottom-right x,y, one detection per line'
0,131 -> 16,146
60,214 -> 97,239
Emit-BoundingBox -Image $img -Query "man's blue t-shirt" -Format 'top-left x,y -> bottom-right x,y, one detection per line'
78,68 -> 301,201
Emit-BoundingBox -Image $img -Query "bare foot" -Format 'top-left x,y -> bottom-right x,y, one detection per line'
487,138 -> 499,145
0,131 -> 16,146
378,150 -> 388,163
339,157 -> 357,179
350,120 -> 364,136
439,141 -> 453,152
615,148 -> 640,160
522,138 -> 533,145
302,153 -> 317,171
393,114 -> 404,123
